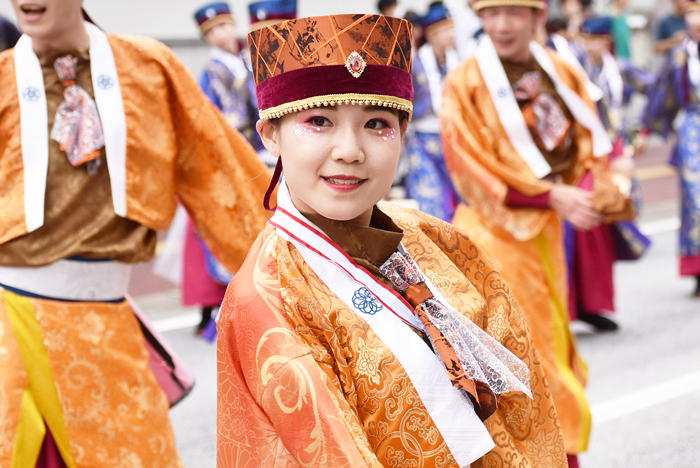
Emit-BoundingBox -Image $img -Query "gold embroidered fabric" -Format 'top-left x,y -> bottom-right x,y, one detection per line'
217,205 -> 567,468
0,49 -> 155,266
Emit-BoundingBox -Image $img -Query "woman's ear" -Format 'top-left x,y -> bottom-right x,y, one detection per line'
256,119 -> 281,157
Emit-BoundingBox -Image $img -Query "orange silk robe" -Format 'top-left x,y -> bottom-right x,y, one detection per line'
217,205 -> 567,468
0,34 -> 272,273
440,52 -> 606,454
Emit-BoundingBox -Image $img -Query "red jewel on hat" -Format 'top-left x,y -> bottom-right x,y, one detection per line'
345,51 -> 366,79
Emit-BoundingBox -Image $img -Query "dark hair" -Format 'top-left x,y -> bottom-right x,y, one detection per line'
378,0 -> 398,14
547,17 -> 568,34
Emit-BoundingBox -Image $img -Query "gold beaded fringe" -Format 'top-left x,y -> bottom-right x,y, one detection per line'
259,93 -> 413,121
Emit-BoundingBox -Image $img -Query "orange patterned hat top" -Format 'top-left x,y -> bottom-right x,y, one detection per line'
247,14 -> 414,120
470,0 -> 547,11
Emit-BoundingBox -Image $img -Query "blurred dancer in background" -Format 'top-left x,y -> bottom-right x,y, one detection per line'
655,0 -> 688,55
442,0 -> 634,464
0,0 -> 271,466
643,0 -> 700,298
560,16 -> 654,331
0,13 -> 21,51
404,2 -> 460,221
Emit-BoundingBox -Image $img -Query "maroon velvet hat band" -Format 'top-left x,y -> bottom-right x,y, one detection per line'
256,64 -> 413,116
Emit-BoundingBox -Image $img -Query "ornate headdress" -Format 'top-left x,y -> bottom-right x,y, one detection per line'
470,0 -> 547,12
248,0 -> 297,31
248,14 -> 414,121
194,2 -> 235,35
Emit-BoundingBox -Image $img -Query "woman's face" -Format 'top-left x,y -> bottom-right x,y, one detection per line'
258,105 -> 405,225
11,0 -> 83,44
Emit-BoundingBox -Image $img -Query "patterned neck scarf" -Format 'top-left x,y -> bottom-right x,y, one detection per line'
50,54 -> 105,174
379,251 -> 532,421
513,71 -> 572,152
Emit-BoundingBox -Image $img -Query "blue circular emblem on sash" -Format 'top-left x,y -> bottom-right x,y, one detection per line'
22,87 -> 40,102
97,74 -> 114,90
352,287 -> 383,315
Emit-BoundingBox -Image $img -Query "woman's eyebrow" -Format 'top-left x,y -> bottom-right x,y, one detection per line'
363,105 -> 397,114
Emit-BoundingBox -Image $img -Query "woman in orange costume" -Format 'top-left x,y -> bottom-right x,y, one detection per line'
0,0 -> 271,467
441,1 -> 632,466
217,13 -> 569,468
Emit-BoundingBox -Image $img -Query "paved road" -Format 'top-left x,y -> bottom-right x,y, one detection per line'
140,226 -> 699,468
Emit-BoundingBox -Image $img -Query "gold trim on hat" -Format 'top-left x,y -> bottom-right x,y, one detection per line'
259,93 -> 413,121
199,14 -> 235,35
471,0 -> 547,11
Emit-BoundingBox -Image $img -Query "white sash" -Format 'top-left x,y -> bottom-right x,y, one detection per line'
14,22 -> 128,233
601,52 -> 624,110
210,47 -> 250,80
269,182 -> 495,467
686,39 -> 700,99
475,37 -> 612,179
550,33 -> 604,102
475,36 -> 551,178
529,41 -> 612,157
418,43 -> 460,117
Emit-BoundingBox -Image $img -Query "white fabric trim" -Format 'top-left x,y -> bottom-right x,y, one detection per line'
14,34 -> 49,233
210,48 -> 249,80
550,33 -> 604,102
475,36 -> 552,178
686,40 -> 700,99
529,41 -> 612,157
601,52 -> 624,109
86,22 -> 128,217
269,182 -> 495,467
0,260 -> 132,302
418,43 -> 460,117
14,22 -> 128,228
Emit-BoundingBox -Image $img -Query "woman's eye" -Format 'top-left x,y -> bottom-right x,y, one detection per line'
366,119 -> 389,130
308,116 -> 329,127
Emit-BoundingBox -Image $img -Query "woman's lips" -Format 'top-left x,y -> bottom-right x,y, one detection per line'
20,5 -> 47,22
322,175 -> 367,192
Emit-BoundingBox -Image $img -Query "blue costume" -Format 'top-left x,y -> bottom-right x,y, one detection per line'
404,2 -> 460,221
644,39 -> 700,279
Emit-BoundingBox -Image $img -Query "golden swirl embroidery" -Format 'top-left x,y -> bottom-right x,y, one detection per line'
355,337 -> 382,385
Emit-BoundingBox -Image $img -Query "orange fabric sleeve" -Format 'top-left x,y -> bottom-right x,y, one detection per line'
217,230 -> 382,468
151,43 -> 273,274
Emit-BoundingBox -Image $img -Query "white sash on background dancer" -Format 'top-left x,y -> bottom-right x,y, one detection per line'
686,39 -> 700,99
15,21 -> 127,232
269,182 -> 498,467
550,33 -> 604,102
476,36 -> 612,179
418,43 -> 461,117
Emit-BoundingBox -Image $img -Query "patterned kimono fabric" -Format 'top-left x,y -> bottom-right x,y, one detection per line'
217,201 -> 568,468
0,23 -> 271,468
440,37 -> 633,457
563,53 -> 654,321
404,45 -> 460,221
644,42 -> 700,281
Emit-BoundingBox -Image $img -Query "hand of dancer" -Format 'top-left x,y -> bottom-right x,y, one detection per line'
549,184 -> 602,231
